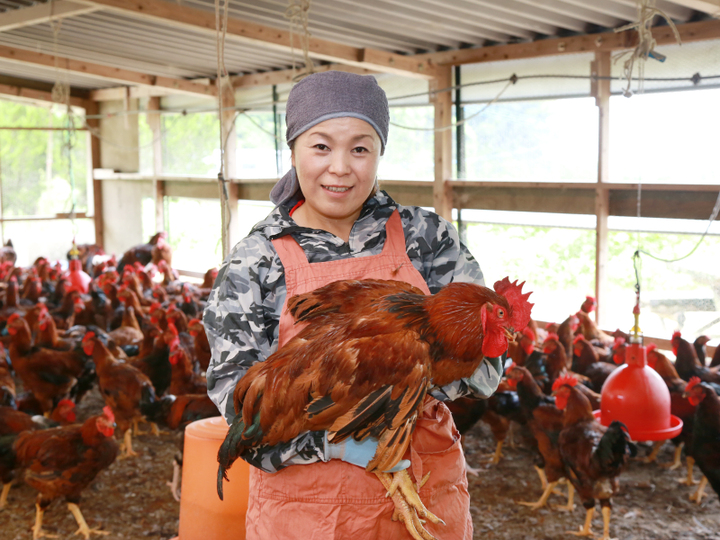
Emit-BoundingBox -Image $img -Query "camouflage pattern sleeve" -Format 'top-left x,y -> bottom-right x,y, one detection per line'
203,231 -> 328,472
429,354 -> 505,401
400,205 -> 484,294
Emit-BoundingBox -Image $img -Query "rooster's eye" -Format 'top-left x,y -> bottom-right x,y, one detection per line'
496,308 -> 505,318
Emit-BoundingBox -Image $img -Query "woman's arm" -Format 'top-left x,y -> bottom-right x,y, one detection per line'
203,236 -> 327,472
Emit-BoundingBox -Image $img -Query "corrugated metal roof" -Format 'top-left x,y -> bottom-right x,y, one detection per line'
0,0 -> 711,93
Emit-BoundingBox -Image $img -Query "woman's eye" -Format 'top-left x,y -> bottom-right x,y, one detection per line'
352,146 -> 368,153
313,144 -> 329,151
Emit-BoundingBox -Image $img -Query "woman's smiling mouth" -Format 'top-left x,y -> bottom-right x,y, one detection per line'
323,185 -> 351,193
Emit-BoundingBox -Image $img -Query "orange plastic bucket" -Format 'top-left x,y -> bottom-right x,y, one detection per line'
177,417 -> 249,540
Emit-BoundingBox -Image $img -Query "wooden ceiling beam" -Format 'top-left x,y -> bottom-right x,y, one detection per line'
0,80 -> 88,108
0,0 -> 101,32
0,44 -> 216,97
418,18 -> 720,66
75,0 -> 437,79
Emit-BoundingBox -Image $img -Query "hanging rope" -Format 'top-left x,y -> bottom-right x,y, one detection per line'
284,0 -> 314,82
613,0 -> 681,96
215,0 -> 233,258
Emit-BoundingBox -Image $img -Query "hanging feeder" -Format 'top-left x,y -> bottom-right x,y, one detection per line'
66,241 -> 91,294
594,278 -> 682,441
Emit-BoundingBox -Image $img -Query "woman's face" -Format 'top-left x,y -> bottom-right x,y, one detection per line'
291,117 -> 381,236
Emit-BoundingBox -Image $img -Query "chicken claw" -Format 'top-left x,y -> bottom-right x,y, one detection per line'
689,476 -> 708,504
68,502 -> 110,539
32,503 -> 59,539
376,470 -> 444,540
567,507 -> 594,537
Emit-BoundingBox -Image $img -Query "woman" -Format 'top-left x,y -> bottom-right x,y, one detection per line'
204,71 -> 502,539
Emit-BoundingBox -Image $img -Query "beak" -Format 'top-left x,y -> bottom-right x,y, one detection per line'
682,391 -> 689,399
504,327 -> 515,341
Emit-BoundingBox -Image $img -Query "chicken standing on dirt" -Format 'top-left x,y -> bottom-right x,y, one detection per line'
82,332 -> 157,458
12,406 -> 118,540
683,377 -> 720,504
6,313 -> 88,414
217,277 -> 532,540
507,365 -> 571,510
553,375 -> 636,540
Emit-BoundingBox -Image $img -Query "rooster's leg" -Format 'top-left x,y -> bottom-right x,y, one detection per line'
553,482 -> 576,512
0,481 -> 12,509
376,471 -> 444,540
490,440 -> 503,464
678,456 -> 697,485
534,465 -> 548,490
119,429 -> 139,458
32,503 -> 58,539
661,443 -> 683,470
638,440 -> 664,464
517,480 -> 558,510
600,506 -> 613,540
689,476 -> 708,504
506,424 -> 516,448
567,507 -> 594,537
166,459 -> 182,502
68,502 -> 110,538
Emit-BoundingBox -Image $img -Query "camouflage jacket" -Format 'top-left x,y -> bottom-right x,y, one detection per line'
203,190 -> 503,473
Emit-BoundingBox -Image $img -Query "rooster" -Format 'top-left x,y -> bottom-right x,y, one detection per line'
217,277 -> 532,540
683,377 -> 720,504
12,406 -> 117,539
672,331 -> 720,385
553,375 -> 636,540
508,365 -> 571,511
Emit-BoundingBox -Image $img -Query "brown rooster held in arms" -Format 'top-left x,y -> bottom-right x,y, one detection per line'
217,277 -> 532,540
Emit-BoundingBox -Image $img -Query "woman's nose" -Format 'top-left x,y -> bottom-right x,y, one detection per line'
328,151 -> 351,176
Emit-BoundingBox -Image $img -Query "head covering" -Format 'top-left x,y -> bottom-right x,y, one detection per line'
270,71 -> 389,206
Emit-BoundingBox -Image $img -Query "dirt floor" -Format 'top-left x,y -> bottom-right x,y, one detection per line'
1,392 -> 719,540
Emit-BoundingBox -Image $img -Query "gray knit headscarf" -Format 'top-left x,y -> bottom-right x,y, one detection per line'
270,71 -> 390,206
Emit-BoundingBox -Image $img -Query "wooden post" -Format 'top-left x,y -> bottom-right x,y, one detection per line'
592,51 -> 611,327
84,100 -> 104,248
431,65 -> 453,221
147,96 -> 165,232
220,83 -> 239,258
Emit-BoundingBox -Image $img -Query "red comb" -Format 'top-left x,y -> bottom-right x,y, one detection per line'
102,406 -> 115,423
167,322 -> 178,335
672,331 -> 682,339
646,343 -> 658,353
685,376 -> 702,393
546,332 -> 560,342
83,331 -> 95,342
506,361 -> 518,373
150,302 -> 162,312
57,398 -> 75,408
188,318 -> 200,326
493,278 -> 533,331
613,336 -> 626,347
521,327 -> 535,341
7,313 -> 20,324
573,334 -> 585,345
552,374 -> 578,392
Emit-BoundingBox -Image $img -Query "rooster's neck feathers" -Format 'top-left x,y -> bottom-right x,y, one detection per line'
563,386 -> 595,426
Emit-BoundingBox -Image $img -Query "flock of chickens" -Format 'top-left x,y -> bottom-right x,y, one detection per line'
447,298 -> 720,540
0,234 -> 221,539
0,233 -> 718,540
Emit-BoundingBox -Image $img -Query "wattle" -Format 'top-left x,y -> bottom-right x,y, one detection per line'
482,331 -> 508,358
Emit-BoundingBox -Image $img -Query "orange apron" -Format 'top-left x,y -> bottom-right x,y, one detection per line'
245,210 -> 472,540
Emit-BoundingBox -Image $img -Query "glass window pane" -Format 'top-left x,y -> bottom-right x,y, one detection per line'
162,113 -> 220,176
2,218 -> 95,267
462,97 -> 598,182
609,89 -> 720,185
379,106 -> 434,181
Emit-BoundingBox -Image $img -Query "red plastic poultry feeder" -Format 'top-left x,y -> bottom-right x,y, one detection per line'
67,258 -> 91,294
595,341 -> 682,441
